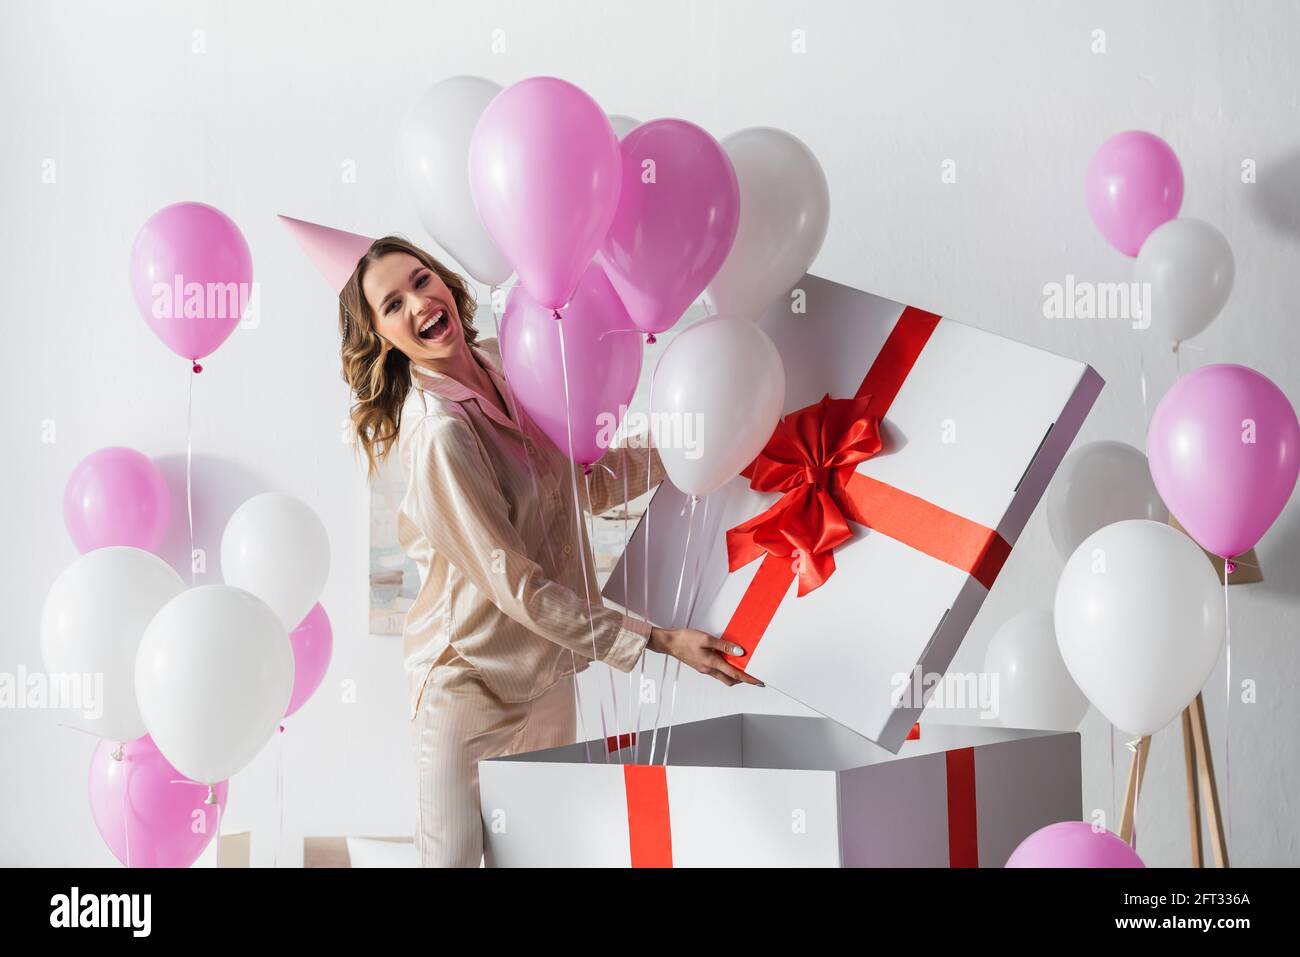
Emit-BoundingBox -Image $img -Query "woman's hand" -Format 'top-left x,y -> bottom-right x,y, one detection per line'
647,627 -> 765,688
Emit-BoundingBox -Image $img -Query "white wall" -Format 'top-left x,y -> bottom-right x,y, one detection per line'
3,0 -> 1297,866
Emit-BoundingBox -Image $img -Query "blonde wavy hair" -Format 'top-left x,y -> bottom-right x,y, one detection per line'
339,235 -> 481,479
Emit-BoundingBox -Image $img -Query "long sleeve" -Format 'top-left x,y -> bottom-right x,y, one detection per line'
580,429 -> 667,515
407,413 -> 651,672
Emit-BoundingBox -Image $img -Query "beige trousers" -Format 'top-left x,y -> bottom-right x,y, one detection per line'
410,644 -> 577,867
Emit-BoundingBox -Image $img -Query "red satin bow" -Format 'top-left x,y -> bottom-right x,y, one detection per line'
725,393 -> 883,596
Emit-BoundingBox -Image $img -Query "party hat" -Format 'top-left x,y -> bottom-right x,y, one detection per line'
278,214 -> 375,295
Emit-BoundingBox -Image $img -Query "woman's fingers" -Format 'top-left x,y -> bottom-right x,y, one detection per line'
710,654 -> 763,687
705,669 -> 739,687
708,635 -> 746,658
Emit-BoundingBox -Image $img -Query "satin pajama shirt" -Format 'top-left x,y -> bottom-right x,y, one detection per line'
396,336 -> 665,867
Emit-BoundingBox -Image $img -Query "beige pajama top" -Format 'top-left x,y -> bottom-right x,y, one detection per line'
396,336 -> 666,720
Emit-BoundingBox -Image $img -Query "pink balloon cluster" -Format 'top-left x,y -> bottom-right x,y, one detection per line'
469,77 -> 741,467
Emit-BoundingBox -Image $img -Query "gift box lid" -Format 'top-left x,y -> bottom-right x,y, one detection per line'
604,273 -> 1103,753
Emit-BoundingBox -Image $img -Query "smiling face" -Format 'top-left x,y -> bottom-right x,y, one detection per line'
362,251 -> 466,365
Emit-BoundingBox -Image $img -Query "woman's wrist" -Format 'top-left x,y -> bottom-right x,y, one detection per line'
648,626 -> 672,656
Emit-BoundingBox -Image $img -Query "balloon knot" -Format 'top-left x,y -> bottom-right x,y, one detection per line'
192,360 -> 203,374
279,724 -> 285,733
1225,559 -> 1237,575
645,333 -> 657,344
204,785 -> 218,806
582,462 -> 593,475
551,309 -> 562,321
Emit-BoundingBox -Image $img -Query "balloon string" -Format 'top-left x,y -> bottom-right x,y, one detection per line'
274,725 -> 284,868
663,494 -> 710,767
622,460 -> 639,763
653,495 -> 700,766
1224,561 -> 1231,848
1130,736 -> 1145,850
55,722 -> 101,739
186,363 -> 196,586
1109,722 -> 1116,831
1138,348 -> 1149,429
639,363 -> 657,764
555,318 -> 611,763
487,283 -> 499,340
502,357 -> 592,763
121,762 -> 131,869
587,466 -> 625,765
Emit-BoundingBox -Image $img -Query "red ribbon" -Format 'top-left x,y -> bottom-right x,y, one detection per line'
623,765 -> 672,867
945,747 -> 979,867
722,307 -> 1012,671
606,732 -> 637,754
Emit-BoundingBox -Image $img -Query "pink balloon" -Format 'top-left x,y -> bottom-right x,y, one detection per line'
1147,363 -> 1300,558
500,259 -> 642,466
63,446 -> 170,553
285,603 -> 333,718
88,735 -> 228,868
469,76 -> 622,311
598,118 -> 739,338
1006,822 -> 1144,868
129,201 -> 253,364
1084,131 -> 1183,256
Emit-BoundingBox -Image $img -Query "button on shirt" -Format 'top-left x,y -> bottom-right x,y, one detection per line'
396,336 -> 667,719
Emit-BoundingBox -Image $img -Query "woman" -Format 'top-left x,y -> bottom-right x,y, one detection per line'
334,233 -> 760,867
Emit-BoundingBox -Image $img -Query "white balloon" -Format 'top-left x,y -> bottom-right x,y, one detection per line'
1133,218 -> 1235,346
706,127 -> 830,322
606,114 -> 641,139
221,492 -> 329,630
135,585 -> 293,783
650,316 -> 785,497
1054,520 -> 1225,736
39,547 -> 186,743
1046,440 -> 1167,561
397,75 -> 513,286
984,610 -> 1089,731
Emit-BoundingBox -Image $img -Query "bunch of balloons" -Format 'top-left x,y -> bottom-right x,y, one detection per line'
44,201 -> 335,866
1026,135 -> 1300,745
44,489 -> 332,866
1047,374 -> 1298,737
1085,130 -> 1235,349
398,75 -> 829,495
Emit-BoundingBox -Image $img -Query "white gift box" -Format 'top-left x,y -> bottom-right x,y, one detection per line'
604,274 -> 1103,752
479,714 -> 1082,867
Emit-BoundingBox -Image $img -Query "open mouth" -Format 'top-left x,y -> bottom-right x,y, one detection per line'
416,305 -> 450,341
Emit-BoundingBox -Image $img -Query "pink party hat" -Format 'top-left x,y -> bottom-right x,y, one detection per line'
278,214 -> 375,295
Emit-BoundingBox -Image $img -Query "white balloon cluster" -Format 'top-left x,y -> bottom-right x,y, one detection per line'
41,492 -> 330,786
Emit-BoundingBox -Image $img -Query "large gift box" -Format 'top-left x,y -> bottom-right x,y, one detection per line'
605,274 -> 1103,752
479,715 -> 1082,867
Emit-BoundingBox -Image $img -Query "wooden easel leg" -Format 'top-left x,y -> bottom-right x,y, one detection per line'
1119,735 -> 1151,845
1181,708 -> 1204,867
1187,692 -> 1230,868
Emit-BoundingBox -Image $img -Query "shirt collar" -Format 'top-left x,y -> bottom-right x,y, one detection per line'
410,339 -> 519,433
